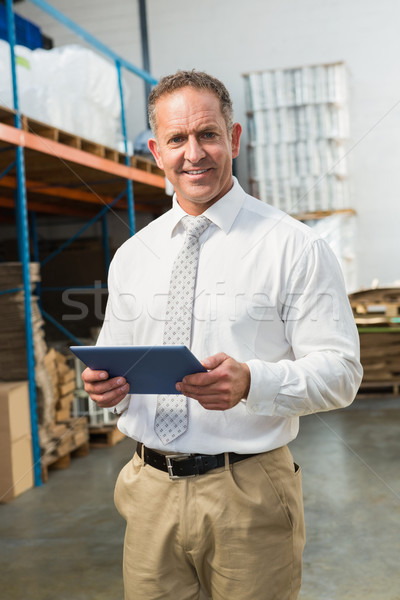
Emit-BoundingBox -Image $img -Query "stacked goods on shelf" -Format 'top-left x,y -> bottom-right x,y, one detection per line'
349,287 -> 400,393
0,263 -> 57,430
0,381 -> 34,502
45,349 -> 75,422
72,351 -> 127,446
0,262 -> 46,380
39,349 -> 89,471
349,287 -> 400,328
0,263 -> 89,476
72,356 -> 123,446
243,62 -> 349,213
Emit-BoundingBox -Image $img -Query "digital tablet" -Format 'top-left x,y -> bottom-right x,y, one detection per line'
70,345 -> 207,394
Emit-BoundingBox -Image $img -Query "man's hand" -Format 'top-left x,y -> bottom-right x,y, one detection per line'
81,368 -> 129,408
176,353 -> 250,410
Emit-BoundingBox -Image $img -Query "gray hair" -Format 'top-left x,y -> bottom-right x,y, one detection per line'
148,70 -> 234,136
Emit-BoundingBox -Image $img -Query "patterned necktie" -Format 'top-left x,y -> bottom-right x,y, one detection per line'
154,214 -> 211,445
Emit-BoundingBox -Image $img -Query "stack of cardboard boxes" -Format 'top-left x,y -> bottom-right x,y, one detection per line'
0,262 -> 89,491
0,262 -> 46,380
39,348 -> 89,471
0,381 -> 34,502
349,287 -> 400,390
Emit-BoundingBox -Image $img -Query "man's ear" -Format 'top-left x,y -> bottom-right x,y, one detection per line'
148,138 -> 164,170
231,122 -> 242,160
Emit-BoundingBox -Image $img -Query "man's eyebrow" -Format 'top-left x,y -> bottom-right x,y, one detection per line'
167,132 -> 184,139
166,124 -> 219,138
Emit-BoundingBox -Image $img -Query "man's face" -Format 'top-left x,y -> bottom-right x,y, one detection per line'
148,87 -> 242,215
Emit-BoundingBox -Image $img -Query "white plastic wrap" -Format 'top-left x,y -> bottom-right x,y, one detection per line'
0,40 -> 127,148
309,213 -> 357,292
0,41 -> 35,109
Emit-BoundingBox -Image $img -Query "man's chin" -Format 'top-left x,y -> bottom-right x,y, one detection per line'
177,184 -> 214,203
175,189 -> 218,212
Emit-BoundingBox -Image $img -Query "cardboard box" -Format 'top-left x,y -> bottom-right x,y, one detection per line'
0,434 -> 34,502
56,392 -> 74,411
73,428 -> 89,448
59,379 -> 75,397
54,429 -> 73,457
56,407 -> 71,422
0,381 -> 31,443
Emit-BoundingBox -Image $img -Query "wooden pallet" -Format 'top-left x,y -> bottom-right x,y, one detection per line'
350,287 -> 400,327
131,155 -> 160,174
41,440 -> 90,483
357,380 -> 400,398
291,208 -> 356,222
358,329 -> 400,383
89,425 -> 126,448
0,103 -> 163,176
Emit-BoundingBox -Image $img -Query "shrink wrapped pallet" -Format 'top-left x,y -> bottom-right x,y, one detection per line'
0,40 -> 128,148
244,62 -> 349,213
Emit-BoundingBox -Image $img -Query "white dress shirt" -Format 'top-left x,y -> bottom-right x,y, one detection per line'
97,178 -> 363,454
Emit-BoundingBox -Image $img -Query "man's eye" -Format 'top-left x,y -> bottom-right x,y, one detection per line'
203,132 -> 215,139
170,136 -> 183,144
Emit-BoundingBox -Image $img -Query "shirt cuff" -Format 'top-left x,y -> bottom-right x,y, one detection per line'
245,360 -> 282,415
110,395 -> 130,416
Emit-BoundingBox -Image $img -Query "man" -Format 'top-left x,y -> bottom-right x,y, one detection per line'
82,70 -> 362,600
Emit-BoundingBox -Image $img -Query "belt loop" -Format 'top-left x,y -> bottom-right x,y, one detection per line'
224,452 -> 230,471
140,443 -> 145,467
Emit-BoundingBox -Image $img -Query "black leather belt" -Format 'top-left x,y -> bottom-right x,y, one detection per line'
136,442 -> 257,480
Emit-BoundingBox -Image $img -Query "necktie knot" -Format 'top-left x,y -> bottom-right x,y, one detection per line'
182,215 -> 211,239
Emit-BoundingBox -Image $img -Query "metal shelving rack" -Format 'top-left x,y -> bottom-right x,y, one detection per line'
1,0 -> 163,487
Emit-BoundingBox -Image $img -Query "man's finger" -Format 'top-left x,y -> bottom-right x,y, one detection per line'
81,367 -> 109,383
91,386 -> 129,407
197,398 -> 237,411
84,376 -> 128,394
178,379 -> 229,396
180,369 -> 220,388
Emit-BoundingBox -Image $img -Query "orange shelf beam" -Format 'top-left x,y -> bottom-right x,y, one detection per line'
0,195 -> 96,217
2,174 -> 120,205
0,122 -> 165,189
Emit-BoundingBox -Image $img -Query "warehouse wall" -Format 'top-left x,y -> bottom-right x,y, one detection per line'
15,0 -> 400,289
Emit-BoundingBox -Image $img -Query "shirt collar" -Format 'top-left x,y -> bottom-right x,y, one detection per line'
168,177 -> 245,237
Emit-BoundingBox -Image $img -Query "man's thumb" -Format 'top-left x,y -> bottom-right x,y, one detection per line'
202,352 -> 228,370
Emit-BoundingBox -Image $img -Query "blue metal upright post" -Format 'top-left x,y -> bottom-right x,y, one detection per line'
29,210 -> 43,310
116,59 -> 136,236
138,0 -> 152,121
101,214 -> 111,273
6,0 -> 42,486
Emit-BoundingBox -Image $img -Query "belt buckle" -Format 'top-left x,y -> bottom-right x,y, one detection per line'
165,454 -> 196,480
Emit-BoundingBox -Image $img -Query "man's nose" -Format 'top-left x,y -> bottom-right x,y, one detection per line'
185,136 -> 206,163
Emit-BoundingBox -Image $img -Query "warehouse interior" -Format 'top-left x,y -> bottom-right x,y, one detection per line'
1,1 -> 399,599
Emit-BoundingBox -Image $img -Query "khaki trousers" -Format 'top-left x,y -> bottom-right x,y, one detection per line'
114,445 -> 305,600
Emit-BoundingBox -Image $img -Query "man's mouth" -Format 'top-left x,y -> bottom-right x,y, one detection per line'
183,168 -> 211,176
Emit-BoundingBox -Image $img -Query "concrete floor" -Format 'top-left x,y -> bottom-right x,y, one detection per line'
1,397 -> 400,600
